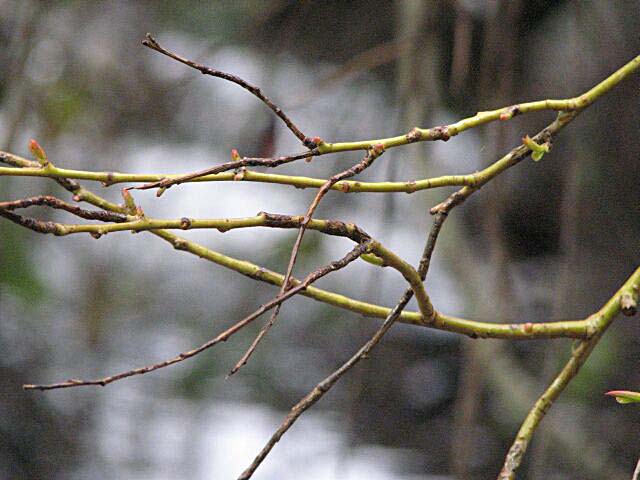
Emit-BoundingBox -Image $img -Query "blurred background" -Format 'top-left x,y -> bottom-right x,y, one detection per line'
1,1 -> 639,479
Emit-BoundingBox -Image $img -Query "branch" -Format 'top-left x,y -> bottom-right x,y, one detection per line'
0,149 -> 600,340
318,54 -> 640,154
134,150 -> 318,194
0,195 -> 127,222
0,150 -> 537,193
142,33 -> 312,146
22,242 -> 371,390
1,56 -> 636,192
498,267 -> 640,480
0,209 -> 373,242
239,194 -> 448,479
229,145 -> 384,376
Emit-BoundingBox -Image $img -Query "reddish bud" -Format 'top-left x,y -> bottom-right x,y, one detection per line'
29,139 -> 48,165
605,390 -> 640,404
499,112 -> 510,121
121,188 -> 137,213
231,149 -> 241,161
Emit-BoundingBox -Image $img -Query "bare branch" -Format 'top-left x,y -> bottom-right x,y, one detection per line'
0,195 -> 127,222
228,144 -> 385,376
23,242 -> 370,391
239,207 -> 446,479
135,150 -> 317,193
3,46 -> 638,480
142,33 -> 312,146
498,268 -> 640,480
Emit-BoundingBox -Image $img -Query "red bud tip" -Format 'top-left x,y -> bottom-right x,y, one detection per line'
605,390 -> 625,397
231,149 -> 241,161
499,112 -> 509,121
29,139 -> 48,164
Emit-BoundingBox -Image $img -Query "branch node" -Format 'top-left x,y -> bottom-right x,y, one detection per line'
431,126 -> 451,141
303,136 -> 323,149
180,217 -> 192,230
620,292 -> 638,316
406,127 -> 422,143
173,239 -> 188,251
233,167 -> 247,181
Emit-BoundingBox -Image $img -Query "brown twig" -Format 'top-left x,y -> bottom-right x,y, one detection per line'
142,33 -> 312,146
135,150 -> 318,193
0,196 -> 128,235
0,195 -> 127,222
238,103 -> 572,476
239,210 -> 446,479
23,241 -> 370,391
228,144 -> 385,377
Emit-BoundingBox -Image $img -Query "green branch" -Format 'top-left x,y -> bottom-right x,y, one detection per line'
498,267 -> 640,480
1,55 -> 638,195
320,55 -> 640,153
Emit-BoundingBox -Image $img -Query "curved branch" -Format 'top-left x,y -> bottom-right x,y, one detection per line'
498,267 -> 640,480
229,145 -> 384,376
23,242 -> 371,391
319,55 -> 640,153
143,34 -> 311,145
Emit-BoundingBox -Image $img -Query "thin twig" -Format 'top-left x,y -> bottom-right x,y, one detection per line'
228,145 -> 384,377
0,195 -> 127,222
135,150 -> 317,193
0,155 -> 595,339
497,268 -> 640,480
0,208 -> 376,243
237,101 -> 586,476
23,242 -> 370,390
238,210 -> 446,479
142,33 -> 312,146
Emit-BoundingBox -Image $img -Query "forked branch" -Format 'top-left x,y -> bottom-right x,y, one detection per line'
0,39 -> 637,480
23,241 -> 371,390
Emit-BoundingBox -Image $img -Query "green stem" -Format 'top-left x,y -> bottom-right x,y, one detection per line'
321,55 -> 640,153
498,267 -> 640,480
0,157 -> 485,192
